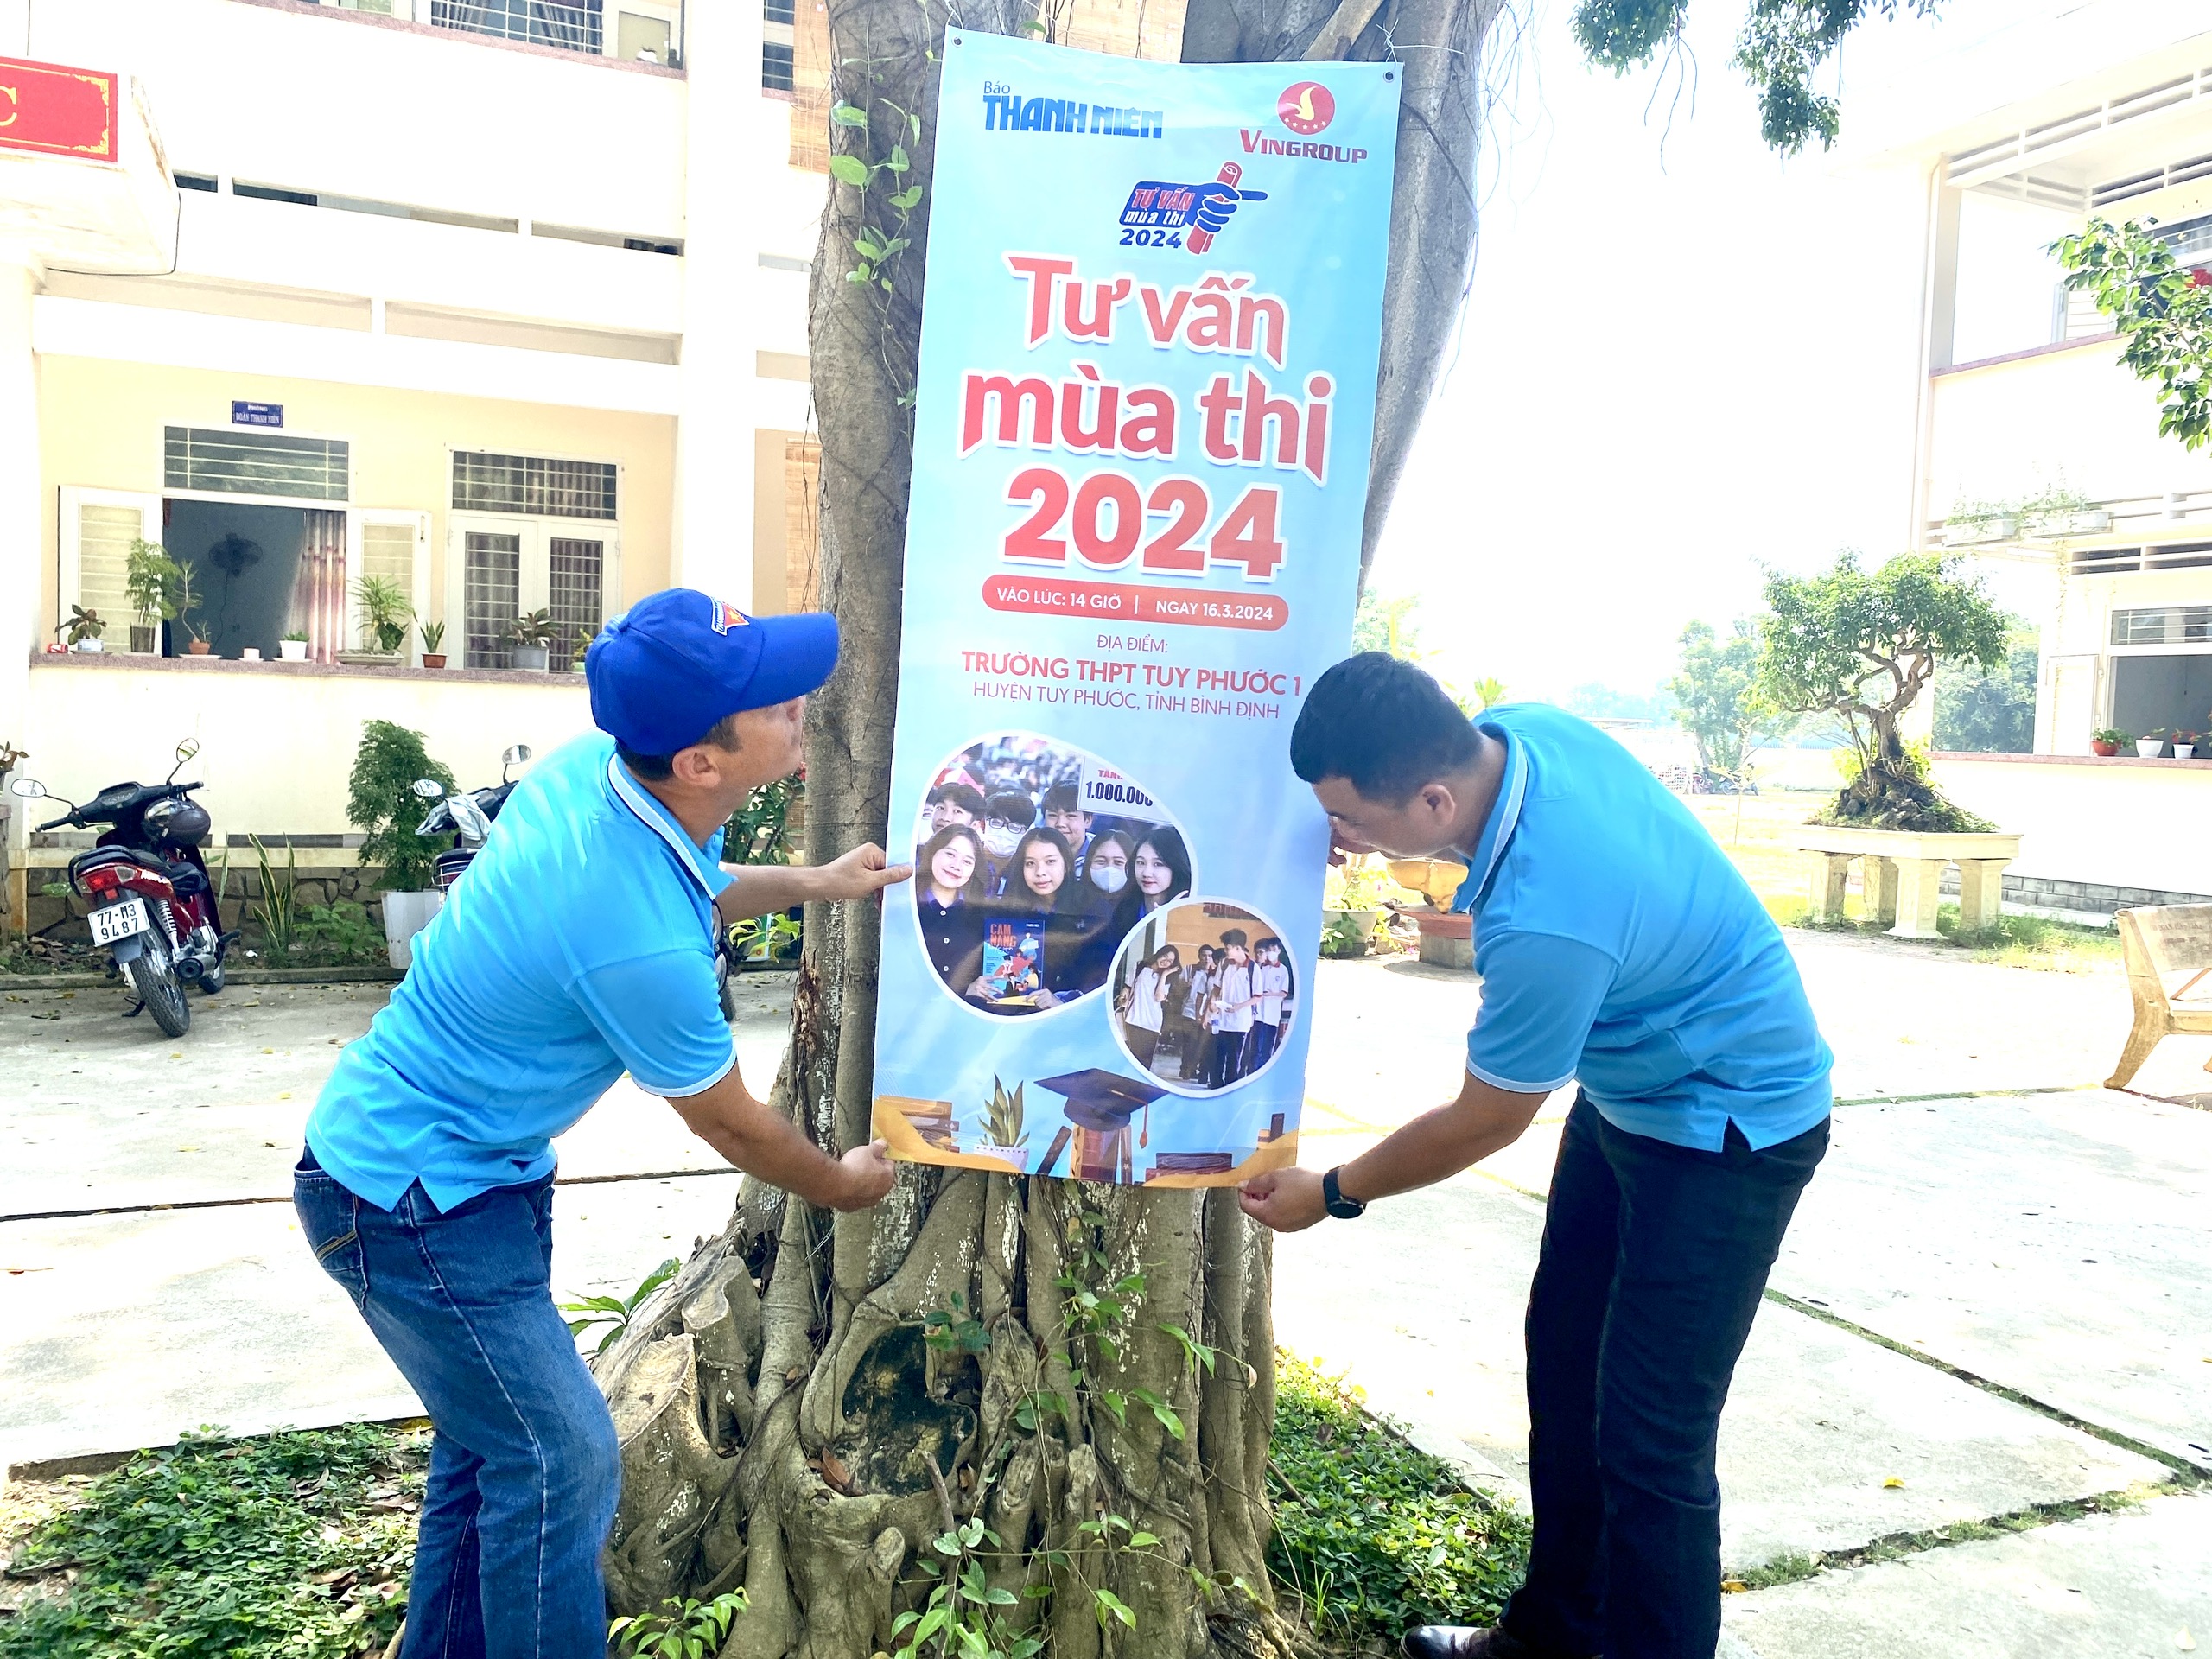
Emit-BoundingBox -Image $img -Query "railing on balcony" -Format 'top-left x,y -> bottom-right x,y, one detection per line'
1924,489 -> 2212,560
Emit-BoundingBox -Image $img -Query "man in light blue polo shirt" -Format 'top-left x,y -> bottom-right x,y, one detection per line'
296,588 -> 910,1659
1243,652 -> 1832,1659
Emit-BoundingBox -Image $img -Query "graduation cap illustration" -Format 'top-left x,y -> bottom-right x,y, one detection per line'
1034,1069 -> 1169,1180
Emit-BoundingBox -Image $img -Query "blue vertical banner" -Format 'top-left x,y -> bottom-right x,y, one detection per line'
870,33 -> 1399,1185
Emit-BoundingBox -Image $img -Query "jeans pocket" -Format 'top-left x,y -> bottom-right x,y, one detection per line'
294,1173 -> 368,1313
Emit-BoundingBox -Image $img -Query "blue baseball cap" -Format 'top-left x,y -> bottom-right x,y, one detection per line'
586,588 -> 840,755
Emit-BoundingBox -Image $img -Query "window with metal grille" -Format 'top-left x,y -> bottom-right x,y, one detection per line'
451,451 -> 617,519
764,0 -> 795,24
2113,605 -> 2212,645
465,531 -> 522,669
762,41 -> 795,91
78,505 -> 143,647
547,537 -> 605,668
165,427 -> 350,501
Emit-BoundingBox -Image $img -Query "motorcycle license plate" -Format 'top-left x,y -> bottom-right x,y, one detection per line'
90,897 -> 150,947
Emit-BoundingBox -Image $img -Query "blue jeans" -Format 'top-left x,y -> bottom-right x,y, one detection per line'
295,1152 -> 619,1659
1501,1096 -> 1828,1659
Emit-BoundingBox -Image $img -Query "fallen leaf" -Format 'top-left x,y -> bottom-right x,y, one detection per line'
262,1047 -> 274,1055
820,1451 -> 852,1491
1721,1579 -> 1748,1594
280,1092 -> 293,1101
1882,1476 -> 1905,1489
177,1146 -> 200,1153
785,1366 -> 804,1382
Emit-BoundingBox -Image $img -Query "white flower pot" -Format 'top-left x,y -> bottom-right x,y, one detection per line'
2176,745 -> 2196,760
71,638 -> 104,652
382,889 -> 444,970
2136,737 -> 2165,758
280,640 -> 309,662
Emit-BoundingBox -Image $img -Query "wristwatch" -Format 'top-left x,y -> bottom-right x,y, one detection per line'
1322,1166 -> 1366,1220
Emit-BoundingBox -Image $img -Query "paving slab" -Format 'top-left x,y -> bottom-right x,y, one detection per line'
0,1173 -> 742,1473
0,976 -> 796,1215
1273,1178 -> 2164,1570
1722,1491 -> 2212,1658
1773,1090 -> 2212,1472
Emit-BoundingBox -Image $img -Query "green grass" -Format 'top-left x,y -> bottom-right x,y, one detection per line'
0,1426 -> 426,1659
1268,1354 -> 1530,1646
1685,796 -> 2121,974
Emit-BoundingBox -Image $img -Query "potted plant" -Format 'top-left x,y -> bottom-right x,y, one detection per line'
971,1076 -> 1031,1171
342,575 -> 411,666
2135,730 -> 2169,759
2018,485 -> 2111,537
61,605 -> 105,652
2091,728 -> 2131,757
2173,730 -> 2201,760
418,619 -> 447,670
507,608 -> 555,671
279,629 -> 311,663
348,719 -> 457,969
1942,497 -> 2019,545
124,537 -> 182,655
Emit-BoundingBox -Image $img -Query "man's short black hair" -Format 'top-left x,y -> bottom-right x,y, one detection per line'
1219,927 -> 1248,948
930,782 -> 986,816
1041,782 -> 1084,813
985,791 -> 1036,826
617,712 -> 740,782
1291,652 -> 1479,805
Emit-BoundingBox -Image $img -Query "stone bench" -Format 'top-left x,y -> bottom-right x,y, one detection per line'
1792,826 -> 2023,941
2107,904 -> 2212,1090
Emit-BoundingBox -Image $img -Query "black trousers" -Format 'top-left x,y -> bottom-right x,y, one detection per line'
1500,1095 -> 1827,1659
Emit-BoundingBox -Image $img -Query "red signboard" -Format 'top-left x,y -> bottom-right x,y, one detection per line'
0,57 -> 118,162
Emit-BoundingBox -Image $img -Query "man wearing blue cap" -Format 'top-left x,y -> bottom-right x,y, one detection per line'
294,588 -> 909,1659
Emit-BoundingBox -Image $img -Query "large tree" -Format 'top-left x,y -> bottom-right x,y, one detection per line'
1669,617 -> 1788,780
593,5 -> 1943,1656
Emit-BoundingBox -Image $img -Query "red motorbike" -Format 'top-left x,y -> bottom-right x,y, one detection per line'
9,738 -> 234,1037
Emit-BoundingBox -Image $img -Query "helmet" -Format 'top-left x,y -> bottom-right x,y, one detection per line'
150,798 -> 212,849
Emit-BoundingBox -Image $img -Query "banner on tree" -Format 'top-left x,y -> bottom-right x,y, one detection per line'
869,31 -> 1400,1185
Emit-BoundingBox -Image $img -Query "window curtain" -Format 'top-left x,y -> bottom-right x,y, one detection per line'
290,509 -> 347,665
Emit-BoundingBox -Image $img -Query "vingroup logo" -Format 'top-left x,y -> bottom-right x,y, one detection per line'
1276,81 -> 1335,136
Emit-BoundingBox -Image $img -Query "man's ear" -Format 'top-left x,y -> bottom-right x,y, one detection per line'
1419,781 -> 1457,822
670,743 -> 721,788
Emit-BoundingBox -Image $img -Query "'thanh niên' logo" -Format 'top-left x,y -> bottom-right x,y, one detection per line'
709,599 -> 751,633
1277,81 -> 1335,136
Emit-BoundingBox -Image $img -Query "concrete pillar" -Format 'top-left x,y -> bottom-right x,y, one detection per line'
1957,858 -> 2009,937
1890,857 -> 1946,941
1807,852 -> 1851,925
0,260 -> 40,913
1863,856 -> 1900,927
671,0 -> 764,605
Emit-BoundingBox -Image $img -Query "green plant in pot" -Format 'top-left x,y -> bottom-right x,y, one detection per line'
418,618 -> 448,668
124,538 -> 183,654
353,575 -> 412,659
349,719 -> 458,968
507,608 -> 556,671
2091,728 -> 2131,757
280,628 -> 311,663
60,604 -> 106,651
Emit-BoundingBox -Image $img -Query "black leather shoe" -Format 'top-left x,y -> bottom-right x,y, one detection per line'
1402,1627 -> 1599,1659
1401,1627 -> 1548,1659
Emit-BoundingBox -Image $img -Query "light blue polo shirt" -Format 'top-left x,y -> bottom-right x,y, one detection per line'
307,733 -> 737,1211
1452,705 -> 1831,1152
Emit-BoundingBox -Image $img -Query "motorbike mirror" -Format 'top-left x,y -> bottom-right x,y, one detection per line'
502,744 -> 532,766
410,778 -> 446,800
9,776 -> 47,799
175,737 -> 200,762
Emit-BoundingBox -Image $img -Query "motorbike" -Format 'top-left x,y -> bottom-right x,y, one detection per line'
8,738 -> 235,1037
410,744 -> 531,893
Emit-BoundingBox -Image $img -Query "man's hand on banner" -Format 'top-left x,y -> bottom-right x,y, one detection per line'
834,1138 -> 897,1210
821,842 -> 914,901
1238,1166 -> 1327,1232
1191,181 -> 1268,238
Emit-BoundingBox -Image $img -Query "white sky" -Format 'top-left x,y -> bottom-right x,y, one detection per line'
1366,0 -> 2093,703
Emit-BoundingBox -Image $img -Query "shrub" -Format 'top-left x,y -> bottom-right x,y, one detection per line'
347,720 -> 457,893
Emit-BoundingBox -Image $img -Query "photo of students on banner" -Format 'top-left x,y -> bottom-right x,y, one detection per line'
1109,900 -> 1295,1093
912,734 -> 1194,1016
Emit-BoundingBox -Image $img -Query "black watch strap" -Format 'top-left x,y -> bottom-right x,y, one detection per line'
1322,1166 -> 1366,1220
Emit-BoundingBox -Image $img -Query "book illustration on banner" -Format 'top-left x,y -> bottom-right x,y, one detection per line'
912,731 -> 1193,1018
1108,899 -> 1295,1096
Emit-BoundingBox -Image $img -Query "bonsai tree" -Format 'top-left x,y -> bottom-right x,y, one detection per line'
347,719 -> 457,893
1669,617 -> 1789,781
353,575 -> 412,655
124,538 -> 184,645
1758,551 -> 2008,830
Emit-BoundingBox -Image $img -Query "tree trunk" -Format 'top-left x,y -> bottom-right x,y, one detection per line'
595,1 -> 1500,1651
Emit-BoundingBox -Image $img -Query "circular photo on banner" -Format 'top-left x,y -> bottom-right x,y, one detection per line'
1107,899 -> 1295,1095
911,732 -> 1194,1018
